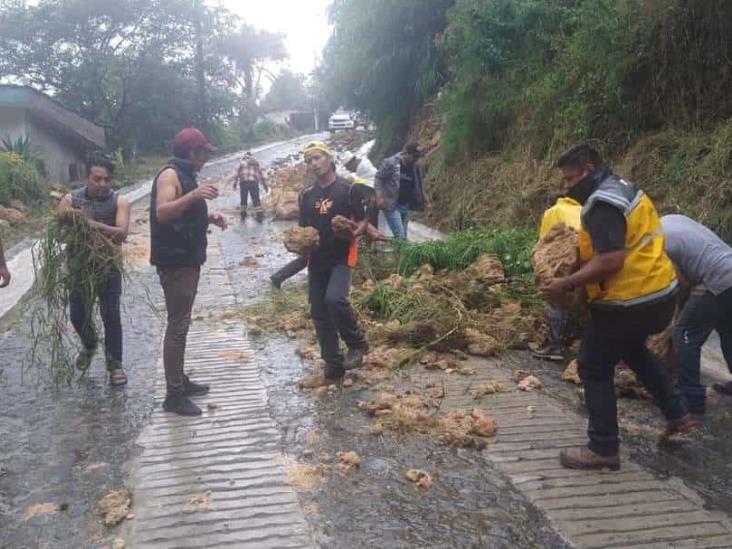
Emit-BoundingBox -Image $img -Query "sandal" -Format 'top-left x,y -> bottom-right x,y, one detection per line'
109,368 -> 128,386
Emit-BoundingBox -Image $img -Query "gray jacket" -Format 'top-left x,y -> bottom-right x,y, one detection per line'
374,152 -> 425,211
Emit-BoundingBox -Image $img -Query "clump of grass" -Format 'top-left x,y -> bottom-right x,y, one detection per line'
29,210 -> 123,384
393,227 -> 536,278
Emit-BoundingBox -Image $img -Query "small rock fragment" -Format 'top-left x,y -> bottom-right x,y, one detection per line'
96,490 -> 132,527
561,360 -> 582,385
337,451 -> 362,473
472,381 -> 508,398
517,375 -> 543,391
111,539 -> 126,549
405,469 -> 433,489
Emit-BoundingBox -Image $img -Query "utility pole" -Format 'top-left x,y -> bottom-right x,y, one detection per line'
193,0 -> 208,132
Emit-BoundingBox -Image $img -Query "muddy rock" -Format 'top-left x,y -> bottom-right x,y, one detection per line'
531,223 -> 586,312
517,375 -> 543,391
471,409 -> 498,437
511,370 -> 531,383
464,328 -> 500,357
0,206 -> 26,224
111,539 -> 126,549
466,254 -> 505,282
562,359 -> 582,385
337,451 -> 362,473
299,370 -> 330,390
472,381 -> 508,398
405,469 -> 433,490
284,226 -> 320,256
615,367 -> 651,399
331,215 -> 356,239
96,490 -> 132,527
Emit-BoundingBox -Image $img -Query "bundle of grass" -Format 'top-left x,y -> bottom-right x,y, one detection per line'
29,209 -> 123,383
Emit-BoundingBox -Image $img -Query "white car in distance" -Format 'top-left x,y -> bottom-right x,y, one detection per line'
328,111 -> 355,131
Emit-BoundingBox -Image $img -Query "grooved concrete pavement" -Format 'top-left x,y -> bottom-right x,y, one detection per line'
411,358 -> 732,548
124,234 -> 311,548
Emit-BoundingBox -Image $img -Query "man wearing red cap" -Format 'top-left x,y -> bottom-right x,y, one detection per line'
150,128 -> 228,416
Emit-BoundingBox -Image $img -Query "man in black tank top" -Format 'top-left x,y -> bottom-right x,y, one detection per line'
150,128 -> 227,416
59,156 -> 130,386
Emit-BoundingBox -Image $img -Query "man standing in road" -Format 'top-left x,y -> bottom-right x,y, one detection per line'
150,128 -> 228,416
662,214 -> 732,412
298,141 -> 369,380
542,144 -> 694,470
374,143 -> 426,240
233,151 -> 268,222
59,156 -> 130,386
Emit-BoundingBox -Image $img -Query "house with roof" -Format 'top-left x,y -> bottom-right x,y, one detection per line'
0,85 -> 105,183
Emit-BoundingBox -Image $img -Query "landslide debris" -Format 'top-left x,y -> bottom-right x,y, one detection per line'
96,490 -> 132,527
284,226 -> 319,256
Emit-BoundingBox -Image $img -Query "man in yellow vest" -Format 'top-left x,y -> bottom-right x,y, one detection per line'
542,144 -> 696,470
531,195 -> 582,361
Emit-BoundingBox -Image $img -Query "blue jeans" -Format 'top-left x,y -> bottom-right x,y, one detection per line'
383,204 -> 410,240
675,288 -> 732,408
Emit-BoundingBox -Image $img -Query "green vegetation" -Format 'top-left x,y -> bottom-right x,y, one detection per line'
0,151 -> 46,206
393,228 -> 536,278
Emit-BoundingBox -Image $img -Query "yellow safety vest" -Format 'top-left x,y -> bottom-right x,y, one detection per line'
577,177 -> 677,307
539,197 -> 582,238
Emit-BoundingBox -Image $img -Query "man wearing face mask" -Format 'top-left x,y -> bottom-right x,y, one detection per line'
298,141 -> 369,380
541,143 -> 695,470
150,128 -> 228,416
59,156 -> 130,386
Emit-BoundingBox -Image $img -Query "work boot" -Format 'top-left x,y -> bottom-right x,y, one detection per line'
324,362 -> 345,381
183,374 -> 210,397
712,381 -> 732,396
240,209 -> 248,220
559,446 -> 620,471
270,275 -> 282,290
664,414 -> 698,437
255,209 -> 265,223
163,393 -> 202,416
344,345 -> 368,370
529,343 -> 565,362
75,346 -> 96,371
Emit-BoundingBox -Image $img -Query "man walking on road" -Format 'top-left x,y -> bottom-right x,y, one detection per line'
233,151 -> 268,222
662,214 -> 732,412
299,141 -> 369,380
59,156 -> 130,385
375,143 -> 426,240
150,128 -> 228,416
542,144 -> 695,470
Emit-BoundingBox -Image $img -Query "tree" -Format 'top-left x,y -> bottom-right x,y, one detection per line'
260,70 -> 309,112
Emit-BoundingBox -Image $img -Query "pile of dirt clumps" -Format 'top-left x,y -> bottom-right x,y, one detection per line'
472,381 -> 508,398
284,226 -> 319,256
327,130 -> 374,152
262,163 -> 312,220
466,253 -> 505,283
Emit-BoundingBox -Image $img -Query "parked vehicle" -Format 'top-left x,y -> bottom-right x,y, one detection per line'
328,111 -> 355,131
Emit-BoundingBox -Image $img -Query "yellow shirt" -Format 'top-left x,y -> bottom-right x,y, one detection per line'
539,197 -> 582,238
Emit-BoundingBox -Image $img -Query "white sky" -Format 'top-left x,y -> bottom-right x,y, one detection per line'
221,0 -> 332,77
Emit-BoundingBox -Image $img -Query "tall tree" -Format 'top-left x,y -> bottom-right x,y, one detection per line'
260,70 -> 309,112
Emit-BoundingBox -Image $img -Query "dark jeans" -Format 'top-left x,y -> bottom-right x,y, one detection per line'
157,265 -> 201,395
69,269 -> 122,368
272,256 -> 308,285
308,263 -> 367,365
547,305 -> 567,347
239,180 -> 261,208
579,296 -> 686,456
675,288 -> 732,407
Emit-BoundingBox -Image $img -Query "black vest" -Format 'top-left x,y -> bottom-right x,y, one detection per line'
71,187 -> 118,226
149,158 -> 208,267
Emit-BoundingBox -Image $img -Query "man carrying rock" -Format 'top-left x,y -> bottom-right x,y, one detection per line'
542,143 -> 694,470
59,156 -> 130,385
662,214 -> 732,413
150,128 -> 228,416
233,151 -> 268,222
375,143 -> 426,240
298,141 -> 369,380
531,195 -> 582,362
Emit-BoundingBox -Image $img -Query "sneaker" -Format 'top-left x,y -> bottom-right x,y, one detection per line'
75,347 -> 96,371
270,275 -> 282,290
664,415 -> 698,438
559,446 -> 620,471
184,374 -> 210,397
712,381 -> 732,396
344,345 -> 368,370
530,344 -> 565,362
163,393 -> 202,416
324,362 -> 345,381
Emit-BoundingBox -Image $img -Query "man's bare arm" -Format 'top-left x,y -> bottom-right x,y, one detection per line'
156,169 -> 217,224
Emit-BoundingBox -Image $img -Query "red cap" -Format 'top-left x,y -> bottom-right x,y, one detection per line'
173,128 -> 217,153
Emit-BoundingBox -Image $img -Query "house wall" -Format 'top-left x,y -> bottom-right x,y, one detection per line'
0,107 -> 28,144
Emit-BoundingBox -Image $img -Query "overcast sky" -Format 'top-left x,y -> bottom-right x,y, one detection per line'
221,0 -> 332,77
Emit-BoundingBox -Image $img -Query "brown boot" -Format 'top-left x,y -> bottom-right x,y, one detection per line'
664,415 -> 698,438
560,446 -> 620,471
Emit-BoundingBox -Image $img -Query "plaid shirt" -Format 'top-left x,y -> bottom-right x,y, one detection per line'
236,155 -> 264,183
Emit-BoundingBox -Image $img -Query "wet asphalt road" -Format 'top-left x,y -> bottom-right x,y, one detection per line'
2,134 -> 730,548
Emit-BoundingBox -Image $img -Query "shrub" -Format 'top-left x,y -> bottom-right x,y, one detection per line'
0,151 -> 46,206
